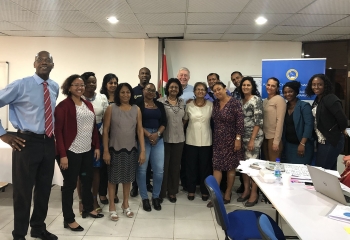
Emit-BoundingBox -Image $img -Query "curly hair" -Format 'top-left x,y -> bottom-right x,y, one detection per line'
283,81 -> 301,96
164,78 -> 183,97
305,74 -> 333,97
100,73 -> 118,99
114,83 -> 135,106
238,76 -> 258,99
61,74 -> 83,96
81,72 -> 95,82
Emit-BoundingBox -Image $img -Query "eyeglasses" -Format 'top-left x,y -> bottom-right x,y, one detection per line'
71,84 -> 86,88
145,88 -> 156,93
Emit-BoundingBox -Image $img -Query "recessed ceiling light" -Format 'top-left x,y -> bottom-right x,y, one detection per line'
328,67 -> 332,69
107,16 -> 118,24
304,54 -> 310,57
255,16 -> 267,25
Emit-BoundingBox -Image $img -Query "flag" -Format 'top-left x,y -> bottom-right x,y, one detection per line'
160,48 -> 168,96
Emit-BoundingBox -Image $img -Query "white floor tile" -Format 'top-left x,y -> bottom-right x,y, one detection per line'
128,238 -> 172,240
0,232 -> 14,240
174,219 -> 217,239
85,216 -> 134,237
83,237 -> 128,240
46,214 -> 94,236
175,205 -> 213,221
130,218 -> 174,238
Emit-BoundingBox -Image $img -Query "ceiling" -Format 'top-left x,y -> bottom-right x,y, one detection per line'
1,0 -> 350,42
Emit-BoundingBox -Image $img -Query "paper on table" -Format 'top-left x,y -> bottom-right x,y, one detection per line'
328,204 -> 350,224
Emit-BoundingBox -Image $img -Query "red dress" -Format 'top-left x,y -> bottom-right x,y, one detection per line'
212,98 -> 244,171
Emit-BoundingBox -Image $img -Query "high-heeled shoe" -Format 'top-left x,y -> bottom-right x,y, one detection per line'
223,193 -> 232,204
187,194 -> 195,201
245,196 -> 259,207
99,196 -> 109,205
63,221 -> 84,231
237,194 -> 250,202
82,211 -> 104,218
202,195 -> 209,201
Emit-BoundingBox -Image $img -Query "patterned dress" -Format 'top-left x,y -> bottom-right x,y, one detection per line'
212,97 -> 244,171
241,95 -> 264,159
108,104 -> 139,184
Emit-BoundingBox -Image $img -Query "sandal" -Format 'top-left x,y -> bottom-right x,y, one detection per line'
109,211 -> 119,221
95,207 -> 102,213
121,206 -> 134,218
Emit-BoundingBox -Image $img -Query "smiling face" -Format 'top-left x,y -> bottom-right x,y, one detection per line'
85,76 -> 97,93
213,84 -> 226,101
207,74 -> 219,89
266,79 -> 279,96
168,82 -> 179,98
241,80 -> 253,95
194,83 -> 207,99
231,73 -> 242,87
106,78 -> 118,94
138,68 -> 151,87
143,84 -> 156,100
311,77 -> 324,96
34,51 -> 54,80
177,69 -> 190,88
69,78 -> 85,98
283,86 -> 296,102
119,85 -> 131,104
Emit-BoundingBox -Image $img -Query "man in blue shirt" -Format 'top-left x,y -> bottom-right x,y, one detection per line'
0,51 -> 59,240
205,73 -> 230,102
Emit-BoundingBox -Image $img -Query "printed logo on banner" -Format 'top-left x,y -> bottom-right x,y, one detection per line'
262,59 -> 326,100
286,69 -> 298,81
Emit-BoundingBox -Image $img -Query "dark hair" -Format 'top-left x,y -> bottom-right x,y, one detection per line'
81,72 -> 95,82
231,71 -> 243,77
61,74 -> 83,96
212,82 -> 226,89
207,73 -> 220,80
100,73 -> 118,99
114,83 -> 135,106
305,74 -> 333,97
194,82 -> 208,93
267,77 -> 280,95
164,78 -> 183,97
238,76 -> 258,99
283,81 -> 301,96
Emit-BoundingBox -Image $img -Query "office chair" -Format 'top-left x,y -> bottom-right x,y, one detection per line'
258,214 -> 280,240
205,175 -> 285,240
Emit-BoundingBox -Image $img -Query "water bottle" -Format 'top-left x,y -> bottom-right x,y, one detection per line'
274,158 -> 281,183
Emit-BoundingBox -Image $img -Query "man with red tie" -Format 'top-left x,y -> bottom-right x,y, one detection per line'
0,51 -> 58,240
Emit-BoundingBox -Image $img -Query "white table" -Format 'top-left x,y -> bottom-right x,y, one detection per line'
252,175 -> 350,239
0,139 -> 63,186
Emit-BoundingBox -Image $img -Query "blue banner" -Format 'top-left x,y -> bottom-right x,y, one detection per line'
262,59 -> 326,100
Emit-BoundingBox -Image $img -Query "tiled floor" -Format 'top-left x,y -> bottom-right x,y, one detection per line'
0,178 -> 297,240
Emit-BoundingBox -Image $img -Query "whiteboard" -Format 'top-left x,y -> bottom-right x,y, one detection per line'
0,62 -> 9,130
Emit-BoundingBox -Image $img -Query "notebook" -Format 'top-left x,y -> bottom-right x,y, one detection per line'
307,165 -> 350,206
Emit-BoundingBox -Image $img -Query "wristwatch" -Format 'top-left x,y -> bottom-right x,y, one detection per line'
157,131 -> 161,137
236,136 -> 241,140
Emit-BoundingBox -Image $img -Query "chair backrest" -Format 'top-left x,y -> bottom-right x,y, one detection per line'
205,175 -> 230,230
258,214 -> 278,240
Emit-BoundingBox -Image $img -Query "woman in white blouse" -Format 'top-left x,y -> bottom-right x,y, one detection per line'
183,82 -> 213,201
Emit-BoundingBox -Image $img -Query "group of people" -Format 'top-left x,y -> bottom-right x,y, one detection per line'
0,50 -> 348,240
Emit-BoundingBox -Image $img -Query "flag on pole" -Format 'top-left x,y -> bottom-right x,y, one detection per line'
161,49 -> 168,96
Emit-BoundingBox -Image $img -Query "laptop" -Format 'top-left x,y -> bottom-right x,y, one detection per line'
307,165 -> 350,206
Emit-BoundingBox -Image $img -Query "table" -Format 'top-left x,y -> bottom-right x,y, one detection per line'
252,171 -> 350,239
0,139 -> 63,186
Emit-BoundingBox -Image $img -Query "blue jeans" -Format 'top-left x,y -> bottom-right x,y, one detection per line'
137,128 -> 164,200
316,134 -> 344,170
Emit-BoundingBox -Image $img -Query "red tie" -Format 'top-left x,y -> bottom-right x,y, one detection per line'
43,82 -> 53,137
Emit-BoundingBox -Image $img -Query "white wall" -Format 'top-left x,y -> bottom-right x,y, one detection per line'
165,40 -> 302,89
0,37 -> 302,131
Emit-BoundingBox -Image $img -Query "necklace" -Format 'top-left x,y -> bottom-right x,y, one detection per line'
194,99 -> 205,107
145,101 -> 155,108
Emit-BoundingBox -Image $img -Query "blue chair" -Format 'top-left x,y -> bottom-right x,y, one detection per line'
205,175 -> 285,240
258,214 -> 279,240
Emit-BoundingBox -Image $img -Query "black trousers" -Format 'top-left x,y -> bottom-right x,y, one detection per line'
185,144 -> 212,195
59,150 -> 94,223
12,132 -> 55,239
